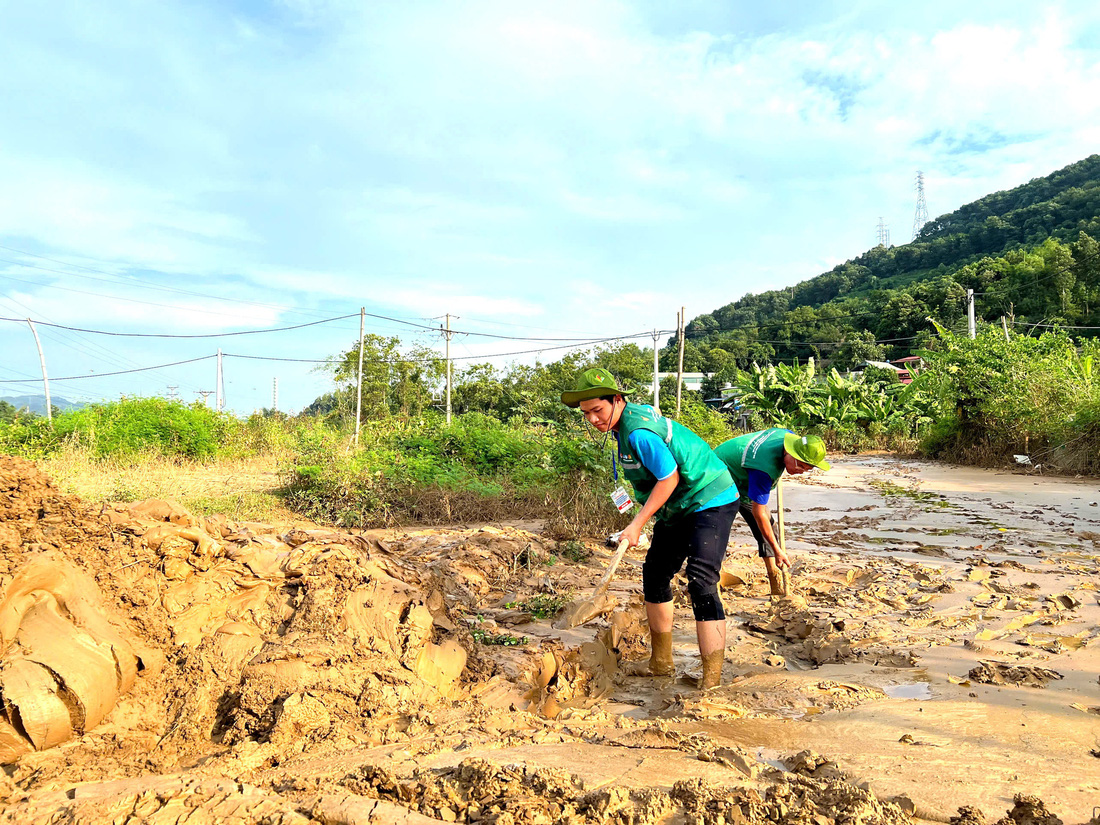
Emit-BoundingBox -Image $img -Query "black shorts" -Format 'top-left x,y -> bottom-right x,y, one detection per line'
642,500 -> 738,621
737,496 -> 777,558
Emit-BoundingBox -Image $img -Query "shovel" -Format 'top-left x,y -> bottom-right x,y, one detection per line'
555,540 -> 628,629
777,478 -> 791,597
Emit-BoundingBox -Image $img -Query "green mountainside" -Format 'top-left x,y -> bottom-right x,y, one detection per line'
677,154 -> 1100,380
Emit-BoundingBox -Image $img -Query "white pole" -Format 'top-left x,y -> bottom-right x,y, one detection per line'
675,307 -> 685,416
967,289 -> 976,339
652,328 -> 660,410
273,377 -> 278,412
355,307 -> 365,445
26,320 -> 52,426
216,348 -> 224,410
445,313 -> 452,425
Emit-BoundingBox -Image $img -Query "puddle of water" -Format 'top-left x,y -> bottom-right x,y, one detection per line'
755,747 -> 787,770
883,682 -> 932,700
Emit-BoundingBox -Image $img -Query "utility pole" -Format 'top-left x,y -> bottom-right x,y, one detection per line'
876,217 -> 890,248
354,307 -> 365,446
675,307 -> 685,417
1001,316 -> 1010,342
26,319 -> 52,426
651,328 -> 660,410
912,171 -> 929,241
444,313 -> 453,425
196,390 -> 214,407
166,385 -> 179,402
216,349 -> 225,411
272,377 -> 278,412
967,289 -> 976,339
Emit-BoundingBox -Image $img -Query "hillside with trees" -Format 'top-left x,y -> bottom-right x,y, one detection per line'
677,155 -> 1100,391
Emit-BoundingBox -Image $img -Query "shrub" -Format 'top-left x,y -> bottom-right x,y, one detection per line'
283,413 -> 625,537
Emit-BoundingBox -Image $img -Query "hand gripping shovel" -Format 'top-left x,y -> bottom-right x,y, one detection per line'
555,540 -> 628,629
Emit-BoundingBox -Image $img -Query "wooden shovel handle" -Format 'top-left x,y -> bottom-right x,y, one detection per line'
777,478 -> 791,595
776,478 -> 786,552
595,540 -> 629,593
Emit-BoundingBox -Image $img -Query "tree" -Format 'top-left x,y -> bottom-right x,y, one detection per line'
833,331 -> 885,371
317,334 -> 445,422
453,363 -> 507,415
0,400 -> 22,423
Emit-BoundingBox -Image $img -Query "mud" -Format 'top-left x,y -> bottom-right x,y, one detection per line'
2,454 -> 1099,823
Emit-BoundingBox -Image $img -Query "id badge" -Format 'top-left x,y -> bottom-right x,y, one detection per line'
610,486 -> 634,514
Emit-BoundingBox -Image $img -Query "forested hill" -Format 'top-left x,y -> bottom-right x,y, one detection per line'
678,154 -> 1100,377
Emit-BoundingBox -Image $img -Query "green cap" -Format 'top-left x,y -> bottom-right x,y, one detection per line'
783,433 -> 831,471
560,367 -> 633,408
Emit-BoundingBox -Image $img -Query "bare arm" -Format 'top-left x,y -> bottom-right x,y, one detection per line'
752,501 -> 790,568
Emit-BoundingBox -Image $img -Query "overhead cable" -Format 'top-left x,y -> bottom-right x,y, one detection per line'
0,355 -> 217,383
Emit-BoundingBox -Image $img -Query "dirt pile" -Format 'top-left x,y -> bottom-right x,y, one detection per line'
0,456 -> 476,776
339,756 -> 914,825
0,457 -> 152,763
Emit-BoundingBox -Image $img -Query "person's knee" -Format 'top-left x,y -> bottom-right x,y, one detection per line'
686,581 -> 725,622
642,560 -> 674,604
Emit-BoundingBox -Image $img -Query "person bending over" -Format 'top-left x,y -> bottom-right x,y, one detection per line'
714,428 -> 830,596
562,368 -> 738,689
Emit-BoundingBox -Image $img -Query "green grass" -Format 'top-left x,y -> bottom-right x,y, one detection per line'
505,593 -> 572,620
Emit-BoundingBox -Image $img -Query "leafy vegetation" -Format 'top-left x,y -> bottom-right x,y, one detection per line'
469,626 -> 528,646
505,593 -> 571,619
284,413 -> 624,538
917,323 -> 1100,472
730,358 -> 937,452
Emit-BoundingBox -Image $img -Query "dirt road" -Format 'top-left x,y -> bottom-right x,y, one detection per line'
1,454 -> 1097,824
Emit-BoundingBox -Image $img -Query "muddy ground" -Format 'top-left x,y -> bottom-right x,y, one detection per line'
0,454 -> 1098,824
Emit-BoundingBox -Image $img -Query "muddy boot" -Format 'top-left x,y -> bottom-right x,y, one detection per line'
700,649 -> 724,689
765,558 -> 786,597
628,631 -> 675,676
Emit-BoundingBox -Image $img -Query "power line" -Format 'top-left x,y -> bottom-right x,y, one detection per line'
0,355 -> 217,384
2,250 -> 635,343
682,310 -> 880,339
0,313 -> 359,338
1009,320 -> 1100,330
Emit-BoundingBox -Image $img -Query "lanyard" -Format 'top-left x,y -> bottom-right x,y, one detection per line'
602,428 -> 618,481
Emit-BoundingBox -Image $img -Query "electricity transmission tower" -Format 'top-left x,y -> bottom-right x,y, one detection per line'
912,170 -> 929,240
876,217 -> 890,248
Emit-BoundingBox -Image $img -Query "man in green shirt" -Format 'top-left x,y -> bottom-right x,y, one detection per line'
714,429 -> 830,596
562,368 -> 739,689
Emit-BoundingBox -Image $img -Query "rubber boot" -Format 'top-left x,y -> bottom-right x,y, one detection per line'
649,631 -> 675,676
628,630 -> 675,676
764,557 -> 786,597
700,649 -> 724,689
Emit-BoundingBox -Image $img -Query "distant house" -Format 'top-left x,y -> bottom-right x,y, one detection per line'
892,356 -> 923,384
655,372 -> 708,392
857,360 -> 913,384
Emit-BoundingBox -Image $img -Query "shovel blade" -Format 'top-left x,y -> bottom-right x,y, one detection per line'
554,592 -> 617,629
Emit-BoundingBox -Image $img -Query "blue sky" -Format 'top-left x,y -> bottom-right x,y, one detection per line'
2,1 -> 1100,414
